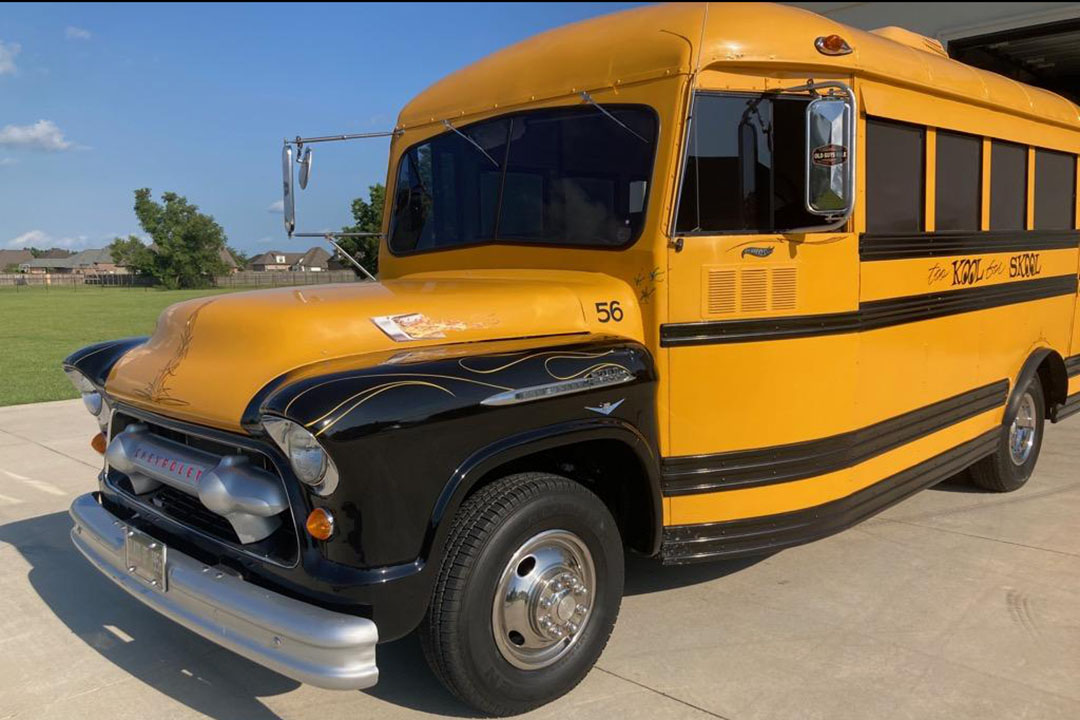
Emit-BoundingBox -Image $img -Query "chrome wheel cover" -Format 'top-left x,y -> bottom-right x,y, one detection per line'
491,529 -> 596,670
1008,392 -> 1037,466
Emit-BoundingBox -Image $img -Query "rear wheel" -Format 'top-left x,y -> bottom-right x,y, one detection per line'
970,378 -> 1045,492
420,472 -> 624,716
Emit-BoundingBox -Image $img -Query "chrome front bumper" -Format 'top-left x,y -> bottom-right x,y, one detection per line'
69,493 -> 379,690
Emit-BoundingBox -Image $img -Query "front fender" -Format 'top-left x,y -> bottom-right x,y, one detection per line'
250,334 -> 658,569
247,334 -> 659,640
63,337 -> 149,387
429,416 -> 664,557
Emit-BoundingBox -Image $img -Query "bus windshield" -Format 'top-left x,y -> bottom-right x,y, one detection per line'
387,105 -> 658,254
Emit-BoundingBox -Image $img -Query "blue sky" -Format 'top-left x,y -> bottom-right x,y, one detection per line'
1,2 -> 640,255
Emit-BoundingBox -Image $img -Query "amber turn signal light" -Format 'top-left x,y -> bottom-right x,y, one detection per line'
91,432 -> 107,455
306,508 -> 335,541
815,34 -> 852,56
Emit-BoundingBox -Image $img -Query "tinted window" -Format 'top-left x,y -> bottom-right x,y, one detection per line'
866,119 -> 925,233
990,141 -> 1027,231
1035,149 -> 1076,230
675,94 -> 819,233
935,131 -> 981,232
388,106 -> 657,254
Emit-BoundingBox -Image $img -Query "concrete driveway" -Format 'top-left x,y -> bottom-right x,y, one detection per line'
1,399 -> 1078,719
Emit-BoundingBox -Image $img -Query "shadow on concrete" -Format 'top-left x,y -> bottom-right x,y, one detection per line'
624,552 -> 765,596
0,511 -> 472,719
929,469 -> 984,494
1,512 -> 767,718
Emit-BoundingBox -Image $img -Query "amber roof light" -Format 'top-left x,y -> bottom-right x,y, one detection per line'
816,34 -> 853,56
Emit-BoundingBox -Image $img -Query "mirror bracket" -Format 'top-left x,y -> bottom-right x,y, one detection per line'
280,128 -> 401,238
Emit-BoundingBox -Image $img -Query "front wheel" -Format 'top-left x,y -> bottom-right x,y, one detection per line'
969,378 -> 1045,492
420,472 -> 624,716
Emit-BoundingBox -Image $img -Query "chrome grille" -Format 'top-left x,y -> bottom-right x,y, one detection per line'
106,410 -> 298,565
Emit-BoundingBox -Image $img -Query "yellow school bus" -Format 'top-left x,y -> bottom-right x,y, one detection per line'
64,3 -> 1080,715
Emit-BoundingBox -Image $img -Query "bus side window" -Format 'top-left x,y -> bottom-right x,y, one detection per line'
1034,149 -> 1077,231
866,118 -> 925,234
935,131 -> 981,232
990,140 -> 1027,231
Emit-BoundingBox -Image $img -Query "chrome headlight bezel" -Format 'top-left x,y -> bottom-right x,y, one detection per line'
262,416 -> 339,496
64,367 -> 111,433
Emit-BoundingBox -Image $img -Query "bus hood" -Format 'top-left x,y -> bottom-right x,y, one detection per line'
105,270 -> 640,431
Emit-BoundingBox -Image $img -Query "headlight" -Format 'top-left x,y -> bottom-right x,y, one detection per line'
262,416 -> 339,495
65,368 -> 110,432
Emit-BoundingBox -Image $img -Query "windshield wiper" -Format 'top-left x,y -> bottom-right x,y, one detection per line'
580,91 -> 648,143
443,120 -> 500,168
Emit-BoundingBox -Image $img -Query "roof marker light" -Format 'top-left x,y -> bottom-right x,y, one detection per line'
815,34 -> 853,56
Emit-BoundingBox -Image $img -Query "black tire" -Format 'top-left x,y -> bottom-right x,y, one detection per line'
969,377 -> 1045,492
419,472 -> 624,716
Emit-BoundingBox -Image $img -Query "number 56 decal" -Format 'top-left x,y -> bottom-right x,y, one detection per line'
595,301 -> 624,323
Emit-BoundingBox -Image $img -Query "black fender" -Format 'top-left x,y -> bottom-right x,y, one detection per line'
248,333 -> 660,639
425,416 -> 664,562
1009,348 -> 1066,422
62,337 -> 148,387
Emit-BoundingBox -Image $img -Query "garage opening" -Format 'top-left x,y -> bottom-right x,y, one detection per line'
949,19 -> 1080,104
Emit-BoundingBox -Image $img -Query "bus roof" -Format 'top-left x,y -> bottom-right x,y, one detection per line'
397,2 -> 1080,132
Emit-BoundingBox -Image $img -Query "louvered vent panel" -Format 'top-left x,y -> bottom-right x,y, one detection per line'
703,265 -> 799,316
771,267 -> 798,310
740,269 -> 768,312
706,269 -> 737,314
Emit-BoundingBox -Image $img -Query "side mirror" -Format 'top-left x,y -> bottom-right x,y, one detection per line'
281,145 -> 296,236
298,147 -> 313,190
805,94 -> 854,218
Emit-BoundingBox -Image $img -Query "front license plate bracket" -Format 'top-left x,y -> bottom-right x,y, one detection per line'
124,526 -> 167,591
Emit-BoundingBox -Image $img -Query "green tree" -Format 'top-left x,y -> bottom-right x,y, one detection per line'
108,235 -> 155,275
338,183 -> 385,276
131,188 -> 229,288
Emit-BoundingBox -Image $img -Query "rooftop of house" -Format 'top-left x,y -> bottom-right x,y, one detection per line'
0,249 -> 34,268
20,247 -> 119,269
250,247 -> 332,268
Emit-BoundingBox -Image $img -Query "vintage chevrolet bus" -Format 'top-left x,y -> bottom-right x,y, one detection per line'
64,3 -> 1080,715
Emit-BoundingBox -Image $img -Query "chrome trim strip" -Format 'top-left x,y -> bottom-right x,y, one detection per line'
70,493 -> 379,690
480,366 -> 633,407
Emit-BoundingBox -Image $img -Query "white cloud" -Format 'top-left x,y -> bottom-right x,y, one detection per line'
0,120 -> 75,151
0,157 -> 16,166
267,200 -> 284,213
6,229 -> 91,249
0,41 -> 20,76
65,26 -> 92,41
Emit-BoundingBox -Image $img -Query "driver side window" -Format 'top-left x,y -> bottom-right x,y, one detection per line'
675,93 -> 817,234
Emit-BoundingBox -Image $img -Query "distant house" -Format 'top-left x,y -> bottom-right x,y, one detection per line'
219,247 -> 241,273
20,248 -> 127,275
0,249 -> 34,273
249,247 -> 332,272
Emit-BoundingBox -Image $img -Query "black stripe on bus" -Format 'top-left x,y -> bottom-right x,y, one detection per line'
860,230 -> 1079,261
660,274 -> 1078,347
1052,392 -> 1080,422
1065,355 -> 1080,378
662,380 -> 1007,495
659,429 -> 999,564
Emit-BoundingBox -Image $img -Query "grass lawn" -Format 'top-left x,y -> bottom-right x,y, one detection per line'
0,286 -> 243,407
